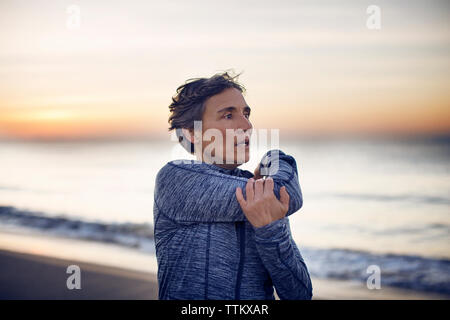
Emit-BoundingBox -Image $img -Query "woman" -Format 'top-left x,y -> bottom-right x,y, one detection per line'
153,71 -> 312,300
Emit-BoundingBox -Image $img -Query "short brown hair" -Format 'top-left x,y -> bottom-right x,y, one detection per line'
168,71 -> 245,153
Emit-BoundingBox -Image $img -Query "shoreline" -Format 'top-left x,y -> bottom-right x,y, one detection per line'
0,229 -> 449,300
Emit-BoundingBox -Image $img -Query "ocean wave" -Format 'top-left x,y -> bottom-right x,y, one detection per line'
320,223 -> 450,238
0,206 -> 155,252
301,247 -> 450,296
1,205 -> 449,295
330,192 -> 450,205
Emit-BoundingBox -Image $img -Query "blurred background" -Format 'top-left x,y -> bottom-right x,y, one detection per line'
0,0 -> 449,299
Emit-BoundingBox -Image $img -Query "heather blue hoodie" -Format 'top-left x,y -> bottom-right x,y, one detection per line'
153,150 -> 313,300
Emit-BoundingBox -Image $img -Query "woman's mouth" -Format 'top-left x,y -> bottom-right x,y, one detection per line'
235,138 -> 250,148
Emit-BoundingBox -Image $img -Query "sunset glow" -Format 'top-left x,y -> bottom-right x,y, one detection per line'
1,0 -> 449,140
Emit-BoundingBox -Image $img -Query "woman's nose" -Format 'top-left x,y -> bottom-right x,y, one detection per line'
238,115 -> 252,132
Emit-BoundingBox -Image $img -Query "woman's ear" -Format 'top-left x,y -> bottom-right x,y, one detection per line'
181,128 -> 195,144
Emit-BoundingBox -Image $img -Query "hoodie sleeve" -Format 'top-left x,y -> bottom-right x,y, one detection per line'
259,149 -> 303,217
253,217 -> 313,300
154,150 -> 303,223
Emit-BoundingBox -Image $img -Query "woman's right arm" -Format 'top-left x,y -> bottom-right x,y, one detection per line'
154,150 -> 303,223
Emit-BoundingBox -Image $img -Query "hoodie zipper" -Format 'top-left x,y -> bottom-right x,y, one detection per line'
235,221 -> 246,299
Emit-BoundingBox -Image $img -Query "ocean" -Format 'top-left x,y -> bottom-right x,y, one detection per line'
0,136 -> 449,295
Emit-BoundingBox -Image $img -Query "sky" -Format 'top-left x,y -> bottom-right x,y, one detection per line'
0,0 -> 449,141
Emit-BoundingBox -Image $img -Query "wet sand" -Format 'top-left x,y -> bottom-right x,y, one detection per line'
0,249 -> 158,299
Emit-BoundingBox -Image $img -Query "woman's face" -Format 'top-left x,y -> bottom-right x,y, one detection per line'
194,87 -> 253,168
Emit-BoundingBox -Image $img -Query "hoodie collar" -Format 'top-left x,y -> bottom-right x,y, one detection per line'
199,162 -> 252,178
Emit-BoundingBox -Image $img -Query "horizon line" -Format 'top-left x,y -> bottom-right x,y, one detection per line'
1,131 -> 449,144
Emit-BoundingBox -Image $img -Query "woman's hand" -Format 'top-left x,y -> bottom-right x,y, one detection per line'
236,177 -> 290,228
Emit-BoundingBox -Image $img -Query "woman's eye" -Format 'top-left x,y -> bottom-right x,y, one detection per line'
244,113 -> 250,119
225,113 -> 232,119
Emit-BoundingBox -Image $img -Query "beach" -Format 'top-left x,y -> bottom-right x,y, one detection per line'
1,0 -> 450,302
1,138 -> 449,300
1,239 -> 448,300
1,247 -> 448,300
0,249 -> 158,300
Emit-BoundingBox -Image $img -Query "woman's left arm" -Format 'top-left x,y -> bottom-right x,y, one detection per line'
253,217 -> 313,300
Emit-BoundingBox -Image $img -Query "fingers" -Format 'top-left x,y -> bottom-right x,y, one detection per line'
253,165 -> 262,179
263,177 -> 274,195
244,178 -> 289,211
236,187 -> 246,208
280,186 -> 290,208
245,178 -> 254,202
254,179 -> 264,199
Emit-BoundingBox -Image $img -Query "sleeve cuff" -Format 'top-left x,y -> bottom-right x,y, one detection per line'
253,217 -> 288,243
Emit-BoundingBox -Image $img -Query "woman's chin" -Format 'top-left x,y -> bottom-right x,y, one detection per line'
234,151 -> 250,165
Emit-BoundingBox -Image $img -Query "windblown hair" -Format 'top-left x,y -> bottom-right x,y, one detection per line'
168,71 -> 245,154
